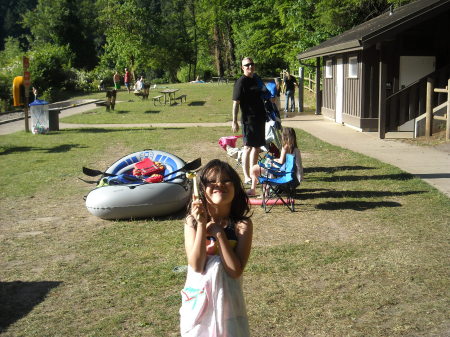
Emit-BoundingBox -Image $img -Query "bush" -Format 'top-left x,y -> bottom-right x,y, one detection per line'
41,87 -> 59,103
29,43 -> 74,94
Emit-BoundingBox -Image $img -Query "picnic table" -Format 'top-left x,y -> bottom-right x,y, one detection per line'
160,88 -> 179,105
211,77 -> 230,85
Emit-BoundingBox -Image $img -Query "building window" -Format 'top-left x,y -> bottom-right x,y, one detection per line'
348,56 -> 358,78
325,60 -> 333,78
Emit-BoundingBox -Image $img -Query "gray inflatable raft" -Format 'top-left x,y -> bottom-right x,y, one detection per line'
85,150 -> 191,219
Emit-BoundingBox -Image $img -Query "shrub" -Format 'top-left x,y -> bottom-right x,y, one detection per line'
28,43 -> 74,94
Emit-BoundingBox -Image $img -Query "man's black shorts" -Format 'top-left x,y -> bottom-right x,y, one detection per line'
242,116 -> 265,147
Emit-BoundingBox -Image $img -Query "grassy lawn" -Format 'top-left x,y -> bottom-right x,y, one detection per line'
61,83 -> 234,124
1,124 -> 449,337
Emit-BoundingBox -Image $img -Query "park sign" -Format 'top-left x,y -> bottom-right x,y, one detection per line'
24,71 -> 31,88
23,56 -> 30,98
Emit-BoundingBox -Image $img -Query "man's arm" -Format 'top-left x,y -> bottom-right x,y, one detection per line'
232,100 -> 240,133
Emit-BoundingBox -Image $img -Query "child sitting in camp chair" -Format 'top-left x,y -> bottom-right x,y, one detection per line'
246,127 -> 303,197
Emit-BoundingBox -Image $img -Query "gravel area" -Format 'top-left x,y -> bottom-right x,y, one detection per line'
0,111 -> 25,123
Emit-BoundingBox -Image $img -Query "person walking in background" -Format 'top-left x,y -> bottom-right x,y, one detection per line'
124,68 -> 132,93
113,71 -> 121,90
283,71 -> 297,118
232,57 -> 267,185
180,159 -> 252,336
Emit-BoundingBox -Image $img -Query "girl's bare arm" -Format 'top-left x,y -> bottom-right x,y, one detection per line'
184,202 -> 208,272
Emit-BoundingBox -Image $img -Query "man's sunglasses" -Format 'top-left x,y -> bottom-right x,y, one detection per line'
243,63 -> 255,68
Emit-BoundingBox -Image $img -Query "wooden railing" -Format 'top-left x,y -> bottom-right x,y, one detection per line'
282,70 -> 316,93
429,80 -> 450,140
385,64 -> 449,133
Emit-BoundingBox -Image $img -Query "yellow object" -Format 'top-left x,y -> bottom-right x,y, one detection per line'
186,172 -> 199,197
13,76 -> 24,106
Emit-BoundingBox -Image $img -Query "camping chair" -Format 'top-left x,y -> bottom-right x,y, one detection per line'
258,153 -> 299,213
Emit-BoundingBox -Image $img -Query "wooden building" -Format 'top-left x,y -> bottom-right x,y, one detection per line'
297,0 -> 450,138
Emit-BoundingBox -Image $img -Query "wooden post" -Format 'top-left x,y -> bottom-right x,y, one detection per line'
378,44 -> 386,139
425,77 -> 433,138
298,67 -> 304,113
315,57 -> 321,115
446,78 -> 450,141
23,57 -> 30,132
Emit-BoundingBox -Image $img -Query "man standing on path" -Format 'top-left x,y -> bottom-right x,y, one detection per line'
283,71 -> 297,118
232,57 -> 267,185
124,68 -> 132,93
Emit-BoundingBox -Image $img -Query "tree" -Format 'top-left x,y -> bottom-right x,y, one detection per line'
22,0 -> 99,69
28,43 -> 74,92
0,0 -> 37,50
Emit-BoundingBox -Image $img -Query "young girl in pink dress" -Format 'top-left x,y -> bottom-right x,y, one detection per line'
180,159 -> 253,337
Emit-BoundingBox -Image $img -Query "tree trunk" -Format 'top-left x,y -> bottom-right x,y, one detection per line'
225,20 -> 236,76
214,23 -> 224,76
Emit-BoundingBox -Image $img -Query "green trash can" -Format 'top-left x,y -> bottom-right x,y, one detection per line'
49,109 -> 60,131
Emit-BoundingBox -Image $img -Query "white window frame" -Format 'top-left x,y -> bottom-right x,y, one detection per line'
325,60 -> 333,78
348,56 -> 358,78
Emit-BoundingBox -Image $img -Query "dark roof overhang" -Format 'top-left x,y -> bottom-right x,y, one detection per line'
297,0 -> 450,60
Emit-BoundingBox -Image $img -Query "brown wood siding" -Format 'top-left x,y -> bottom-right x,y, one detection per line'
362,47 -> 380,119
322,57 -> 335,111
343,53 -> 362,118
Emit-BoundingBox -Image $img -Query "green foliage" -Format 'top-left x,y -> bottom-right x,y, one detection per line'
2,0 -> 417,86
28,43 -> 74,100
0,0 -> 37,50
22,0 -> 100,69
0,37 -> 25,107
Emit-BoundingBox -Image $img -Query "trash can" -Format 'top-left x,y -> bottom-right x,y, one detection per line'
49,108 -> 60,131
29,99 -> 49,134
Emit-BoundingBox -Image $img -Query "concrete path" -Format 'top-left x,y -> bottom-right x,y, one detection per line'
1,104 -> 449,197
283,115 -> 450,197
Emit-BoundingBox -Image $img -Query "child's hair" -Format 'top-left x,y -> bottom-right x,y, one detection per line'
282,127 -> 298,153
188,159 -> 250,222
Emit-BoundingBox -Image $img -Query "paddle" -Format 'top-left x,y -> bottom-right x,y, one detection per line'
127,158 -> 201,189
161,157 -> 201,179
82,167 -> 114,177
82,157 -> 201,179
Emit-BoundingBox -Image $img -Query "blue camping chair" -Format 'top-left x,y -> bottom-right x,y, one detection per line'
258,153 -> 299,213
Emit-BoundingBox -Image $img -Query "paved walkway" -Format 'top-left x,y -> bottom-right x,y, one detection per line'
1,103 -> 449,197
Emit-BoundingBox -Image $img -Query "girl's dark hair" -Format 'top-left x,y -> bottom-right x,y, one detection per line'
282,127 -> 298,154
187,159 -> 250,221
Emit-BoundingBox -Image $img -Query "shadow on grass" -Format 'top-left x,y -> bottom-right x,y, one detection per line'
46,144 -> 88,153
312,173 -> 414,182
1,144 -> 87,155
0,281 -> 62,333
144,110 -> 161,114
415,173 -> 450,179
114,207 -> 188,222
315,200 -> 402,211
304,166 -> 376,173
296,189 -> 426,200
63,128 -> 158,134
188,101 -> 206,106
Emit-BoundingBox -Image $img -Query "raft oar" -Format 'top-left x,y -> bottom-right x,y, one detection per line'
84,157 -> 201,179
161,157 -> 201,179
82,166 -> 115,177
127,158 -> 202,189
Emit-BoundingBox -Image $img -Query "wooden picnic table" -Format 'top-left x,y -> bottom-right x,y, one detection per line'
211,77 -> 230,84
159,88 -> 179,105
